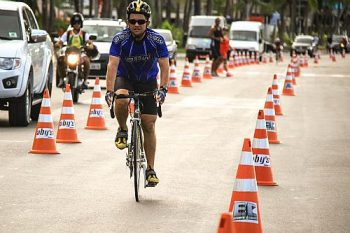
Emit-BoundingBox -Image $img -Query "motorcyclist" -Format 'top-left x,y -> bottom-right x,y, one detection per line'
273,37 -> 283,60
55,13 -> 93,89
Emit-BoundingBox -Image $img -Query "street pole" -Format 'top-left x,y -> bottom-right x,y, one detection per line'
298,0 -> 301,34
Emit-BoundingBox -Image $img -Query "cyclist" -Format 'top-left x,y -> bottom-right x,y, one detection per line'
105,0 -> 169,186
55,12 -> 93,89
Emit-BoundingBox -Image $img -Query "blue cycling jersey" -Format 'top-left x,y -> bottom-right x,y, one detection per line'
109,28 -> 169,82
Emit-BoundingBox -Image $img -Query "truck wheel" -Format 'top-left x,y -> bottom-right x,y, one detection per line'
47,62 -> 53,95
9,79 -> 32,126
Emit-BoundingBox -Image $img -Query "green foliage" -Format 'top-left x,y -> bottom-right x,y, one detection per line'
160,20 -> 173,31
160,20 -> 184,48
283,32 -> 292,46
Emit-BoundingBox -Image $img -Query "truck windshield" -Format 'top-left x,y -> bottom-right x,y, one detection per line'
295,38 -> 312,44
230,31 -> 257,41
189,26 -> 211,38
0,10 -> 22,40
83,25 -> 123,42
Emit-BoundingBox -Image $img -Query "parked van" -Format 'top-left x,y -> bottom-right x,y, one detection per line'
185,15 -> 226,62
229,21 -> 265,59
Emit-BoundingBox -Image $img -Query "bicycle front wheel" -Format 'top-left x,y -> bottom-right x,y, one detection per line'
132,123 -> 142,202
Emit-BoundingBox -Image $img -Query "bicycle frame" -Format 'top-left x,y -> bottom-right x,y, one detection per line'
111,90 -> 161,202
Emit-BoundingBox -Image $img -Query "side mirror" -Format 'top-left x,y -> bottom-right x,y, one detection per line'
175,40 -> 180,45
89,35 -> 97,41
258,38 -> 262,44
30,29 -> 48,43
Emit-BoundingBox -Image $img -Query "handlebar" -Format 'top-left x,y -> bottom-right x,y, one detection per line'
108,90 -> 163,118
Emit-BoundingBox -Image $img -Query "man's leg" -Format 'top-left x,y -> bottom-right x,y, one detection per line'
141,114 -> 157,169
141,114 -> 159,186
114,88 -> 129,149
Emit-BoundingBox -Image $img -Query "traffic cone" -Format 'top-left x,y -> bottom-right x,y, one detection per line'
168,59 -> 180,94
85,77 -> 108,130
287,64 -> 296,86
56,84 -> 81,143
181,58 -> 192,87
217,213 -> 235,233
271,74 -> 283,115
29,89 -> 59,154
229,138 -> 263,232
228,54 -> 235,69
282,66 -> 296,96
264,87 -> 280,144
203,55 -> 212,79
191,57 -> 202,83
252,110 -> 278,186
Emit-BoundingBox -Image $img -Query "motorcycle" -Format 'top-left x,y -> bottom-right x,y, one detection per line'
56,35 -> 99,103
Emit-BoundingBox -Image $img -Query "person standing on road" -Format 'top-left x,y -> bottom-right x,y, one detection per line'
209,17 -> 223,77
105,0 -> 169,186
219,27 -> 231,76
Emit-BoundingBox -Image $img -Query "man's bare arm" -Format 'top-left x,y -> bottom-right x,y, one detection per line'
106,55 -> 120,92
158,57 -> 169,88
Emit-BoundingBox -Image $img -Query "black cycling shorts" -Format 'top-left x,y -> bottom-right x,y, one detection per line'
114,76 -> 158,115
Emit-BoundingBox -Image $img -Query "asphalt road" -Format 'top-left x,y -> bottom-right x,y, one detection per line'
0,53 -> 349,233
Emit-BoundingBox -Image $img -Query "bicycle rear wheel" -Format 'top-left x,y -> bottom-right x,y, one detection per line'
132,123 -> 142,202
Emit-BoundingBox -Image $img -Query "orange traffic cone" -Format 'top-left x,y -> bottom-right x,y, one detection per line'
282,66 -> 296,96
29,89 -> 59,154
252,110 -> 278,186
85,77 -> 108,130
287,64 -> 297,86
203,55 -> 212,79
168,59 -> 180,94
217,213 -> 235,233
229,138 -> 263,232
191,57 -> 202,83
271,74 -> 283,115
56,84 -> 81,143
264,87 -> 280,144
228,54 -> 235,69
181,58 -> 192,87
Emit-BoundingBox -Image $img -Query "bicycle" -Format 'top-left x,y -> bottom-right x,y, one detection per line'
109,90 -> 162,202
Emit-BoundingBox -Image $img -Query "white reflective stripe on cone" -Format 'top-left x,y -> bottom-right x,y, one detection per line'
93,85 -> 101,92
38,114 -> 53,123
240,151 -> 254,165
255,119 -> 266,129
233,179 -> 258,192
264,108 -> 275,116
253,138 -> 269,149
91,98 -> 102,105
64,92 -> 73,100
41,98 -> 51,107
62,107 -> 74,114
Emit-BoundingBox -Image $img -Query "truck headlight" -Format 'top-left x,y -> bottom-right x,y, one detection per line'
67,54 -> 79,65
0,58 -> 21,70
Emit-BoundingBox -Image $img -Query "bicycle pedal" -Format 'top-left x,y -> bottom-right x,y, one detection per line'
145,182 -> 158,188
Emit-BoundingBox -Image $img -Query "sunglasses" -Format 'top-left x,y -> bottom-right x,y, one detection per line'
128,19 -> 147,25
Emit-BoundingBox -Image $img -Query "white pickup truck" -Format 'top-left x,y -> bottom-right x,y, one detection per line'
0,1 -> 54,126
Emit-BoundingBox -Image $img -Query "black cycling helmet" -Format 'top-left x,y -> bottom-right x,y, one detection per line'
126,0 -> 151,20
70,12 -> 84,27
